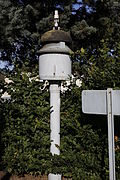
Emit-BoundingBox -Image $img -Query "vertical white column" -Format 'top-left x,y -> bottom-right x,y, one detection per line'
48,82 -> 61,180
107,88 -> 116,180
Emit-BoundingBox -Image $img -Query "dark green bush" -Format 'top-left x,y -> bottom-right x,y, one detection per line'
1,41 -> 120,179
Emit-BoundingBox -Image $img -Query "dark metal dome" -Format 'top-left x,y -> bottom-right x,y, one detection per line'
41,30 -> 72,45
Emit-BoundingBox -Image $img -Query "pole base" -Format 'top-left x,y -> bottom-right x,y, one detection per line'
48,173 -> 61,180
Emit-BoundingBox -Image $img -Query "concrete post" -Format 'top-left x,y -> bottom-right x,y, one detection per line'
48,82 -> 61,180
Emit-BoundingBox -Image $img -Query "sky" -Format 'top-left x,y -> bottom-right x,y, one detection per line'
0,60 -> 14,70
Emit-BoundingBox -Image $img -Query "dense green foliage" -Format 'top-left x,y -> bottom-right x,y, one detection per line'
0,0 -> 120,179
1,67 -> 51,174
1,46 -> 120,179
0,67 -> 110,179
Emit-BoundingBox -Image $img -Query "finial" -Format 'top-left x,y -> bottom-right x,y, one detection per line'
53,10 -> 60,30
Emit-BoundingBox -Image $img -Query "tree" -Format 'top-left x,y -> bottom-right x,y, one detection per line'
0,0 -> 98,67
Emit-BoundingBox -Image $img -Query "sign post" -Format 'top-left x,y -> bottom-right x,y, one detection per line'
107,89 -> 115,180
82,88 -> 120,180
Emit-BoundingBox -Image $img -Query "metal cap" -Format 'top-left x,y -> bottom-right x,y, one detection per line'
38,42 -> 72,55
41,30 -> 72,45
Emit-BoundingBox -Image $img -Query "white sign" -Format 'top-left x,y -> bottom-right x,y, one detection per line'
82,89 -> 120,180
82,90 -> 120,115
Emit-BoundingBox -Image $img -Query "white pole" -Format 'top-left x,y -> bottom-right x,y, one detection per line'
48,82 -> 61,180
107,88 -> 116,180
